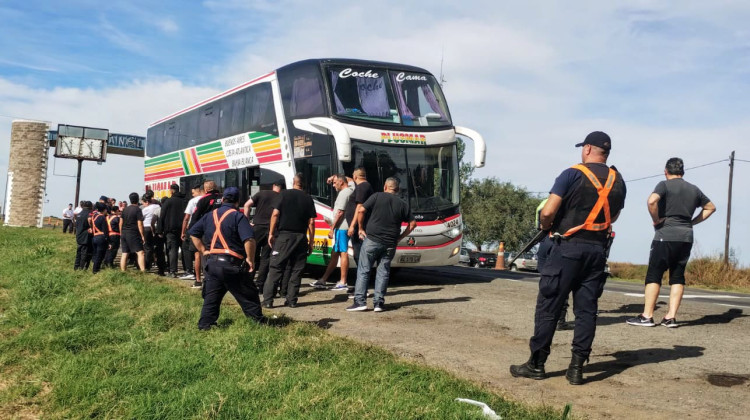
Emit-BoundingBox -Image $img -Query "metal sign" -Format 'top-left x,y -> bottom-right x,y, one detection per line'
54,124 -> 109,162
48,130 -> 145,157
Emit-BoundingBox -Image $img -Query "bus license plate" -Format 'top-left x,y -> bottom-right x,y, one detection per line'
399,254 -> 421,263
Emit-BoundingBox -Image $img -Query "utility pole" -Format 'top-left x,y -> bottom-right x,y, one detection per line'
724,151 -> 735,266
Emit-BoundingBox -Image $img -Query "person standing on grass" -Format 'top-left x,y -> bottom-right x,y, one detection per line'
243,179 -> 284,291
90,203 -> 109,274
73,201 -> 93,270
120,192 -> 146,272
347,177 -> 416,313
312,173 -> 354,291
160,184 -> 187,278
510,131 -> 626,385
263,173 -> 316,308
62,203 -> 74,233
181,183 -> 205,281
141,195 -> 160,271
188,180 -> 223,289
189,187 -> 263,330
627,158 -> 715,329
104,206 -> 121,268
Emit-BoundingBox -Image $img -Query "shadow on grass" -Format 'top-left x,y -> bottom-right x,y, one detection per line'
547,345 -> 705,383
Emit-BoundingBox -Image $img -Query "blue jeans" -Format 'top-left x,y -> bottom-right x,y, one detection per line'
354,237 -> 396,307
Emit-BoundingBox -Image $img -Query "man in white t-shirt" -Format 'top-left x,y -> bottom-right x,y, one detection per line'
180,182 -> 204,280
62,204 -> 74,233
311,173 -> 354,290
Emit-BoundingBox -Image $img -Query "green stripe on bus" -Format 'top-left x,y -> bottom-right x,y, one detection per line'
248,132 -> 275,143
145,152 -> 180,167
196,141 -> 223,153
179,151 -> 191,175
196,145 -> 223,155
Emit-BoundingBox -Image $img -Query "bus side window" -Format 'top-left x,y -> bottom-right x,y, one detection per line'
245,83 -> 278,135
219,92 -> 245,138
198,104 -> 219,144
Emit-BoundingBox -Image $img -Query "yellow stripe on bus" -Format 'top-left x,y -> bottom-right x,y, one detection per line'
145,160 -> 183,174
252,141 -> 281,153
198,151 -> 226,163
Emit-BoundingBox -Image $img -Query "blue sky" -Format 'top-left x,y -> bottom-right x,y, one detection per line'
2,0 -> 750,265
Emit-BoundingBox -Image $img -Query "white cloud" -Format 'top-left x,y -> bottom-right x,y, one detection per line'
156,18 -> 179,34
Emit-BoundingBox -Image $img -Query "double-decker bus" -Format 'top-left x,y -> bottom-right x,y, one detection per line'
144,59 -> 485,267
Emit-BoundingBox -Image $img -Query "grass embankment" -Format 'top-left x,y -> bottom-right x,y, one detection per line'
0,227 -> 560,419
610,258 -> 750,293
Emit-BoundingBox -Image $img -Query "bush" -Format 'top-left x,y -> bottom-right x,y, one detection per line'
610,256 -> 750,292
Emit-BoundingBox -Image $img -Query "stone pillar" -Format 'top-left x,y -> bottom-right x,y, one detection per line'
6,120 -> 49,227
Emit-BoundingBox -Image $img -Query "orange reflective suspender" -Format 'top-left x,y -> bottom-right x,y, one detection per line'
91,213 -> 106,236
107,215 -> 120,235
561,164 -> 617,237
209,209 -> 245,260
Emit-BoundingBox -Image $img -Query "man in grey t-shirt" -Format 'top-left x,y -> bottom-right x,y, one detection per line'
627,158 -> 715,328
311,173 -> 354,290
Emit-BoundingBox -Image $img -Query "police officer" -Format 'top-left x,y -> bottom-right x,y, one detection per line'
73,201 -> 93,270
104,206 -> 121,268
510,131 -> 626,385
90,202 -> 110,273
188,187 -> 263,330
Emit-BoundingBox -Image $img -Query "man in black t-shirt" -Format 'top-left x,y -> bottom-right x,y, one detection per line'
345,167 -> 374,265
120,192 -> 146,272
73,201 -> 93,270
347,177 -> 416,312
263,173 -> 316,308
627,158 -> 715,328
243,179 -> 283,289
188,180 -> 222,289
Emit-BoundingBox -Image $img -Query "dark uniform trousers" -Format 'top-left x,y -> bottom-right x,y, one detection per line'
63,219 -> 73,233
530,239 -> 607,359
199,256 -> 262,329
263,232 -> 308,305
181,237 -> 194,273
104,235 -> 120,267
153,232 -> 166,274
251,224 -> 271,289
144,227 -> 156,269
92,235 -> 108,273
74,240 -> 92,270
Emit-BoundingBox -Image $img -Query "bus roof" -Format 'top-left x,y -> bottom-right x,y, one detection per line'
149,58 -> 434,127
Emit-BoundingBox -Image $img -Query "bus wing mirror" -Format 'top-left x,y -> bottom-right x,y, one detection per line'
454,126 -> 486,168
292,117 -> 352,162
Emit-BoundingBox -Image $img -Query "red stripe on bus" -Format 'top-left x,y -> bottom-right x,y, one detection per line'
189,148 -> 202,173
257,153 -> 282,162
255,149 -> 281,158
149,71 -> 276,127
401,213 -> 460,227
396,234 -> 462,251
201,162 -> 229,172
145,169 -> 185,181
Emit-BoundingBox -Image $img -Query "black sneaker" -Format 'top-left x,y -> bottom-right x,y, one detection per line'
373,303 -> 384,312
626,314 -> 655,327
660,318 -> 679,328
191,281 -> 203,289
346,303 -> 367,312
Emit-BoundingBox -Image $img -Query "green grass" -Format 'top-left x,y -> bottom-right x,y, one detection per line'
0,227 -> 561,419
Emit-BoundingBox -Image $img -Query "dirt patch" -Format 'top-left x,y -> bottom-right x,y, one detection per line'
262,266 -> 750,419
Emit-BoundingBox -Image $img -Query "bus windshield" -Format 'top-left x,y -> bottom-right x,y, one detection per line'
328,66 -> 451,127
349,141 -> 459,213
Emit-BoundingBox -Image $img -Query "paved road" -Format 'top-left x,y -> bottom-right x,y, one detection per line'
395,265 -> 750,310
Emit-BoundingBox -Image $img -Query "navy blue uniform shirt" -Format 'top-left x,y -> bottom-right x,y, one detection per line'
188,203 -> 254,257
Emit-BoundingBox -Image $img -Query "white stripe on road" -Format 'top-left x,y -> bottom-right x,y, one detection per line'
717,303 -> 750,309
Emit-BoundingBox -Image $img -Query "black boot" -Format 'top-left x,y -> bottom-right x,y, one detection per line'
566,352 -> 587,385
510,351 -> 548,380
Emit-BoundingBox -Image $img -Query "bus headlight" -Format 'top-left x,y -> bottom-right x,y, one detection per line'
450,246 -> 460,257
446,227 -> 461,238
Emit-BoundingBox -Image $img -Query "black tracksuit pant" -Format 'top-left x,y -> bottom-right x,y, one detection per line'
104,234 -> 120,267
530,239 -> 607,359
199,256 -> 262,329
153,232 -> 166,274
263,232 -> 308,306
165,232 -> 181,274
251,224 -> 271,289
63,219 -> 73,233
181,236 -> 194,273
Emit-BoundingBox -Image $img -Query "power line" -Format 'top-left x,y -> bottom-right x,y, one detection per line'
734,158 -> 750,163
625,158 -> 729,183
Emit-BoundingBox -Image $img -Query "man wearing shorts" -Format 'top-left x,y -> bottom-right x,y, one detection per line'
312,173 -> 354,290
120,192 -> 146,272
627,157 -> 715,328
181,182 -> 204,280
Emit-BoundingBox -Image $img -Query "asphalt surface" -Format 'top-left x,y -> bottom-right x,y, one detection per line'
395,265 -> 750,310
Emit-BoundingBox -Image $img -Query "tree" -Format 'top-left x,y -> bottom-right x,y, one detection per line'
456,136 -> 474,187
461,178 -> 541,251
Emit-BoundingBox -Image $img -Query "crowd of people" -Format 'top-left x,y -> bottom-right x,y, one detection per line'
64,168 -> 416,328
